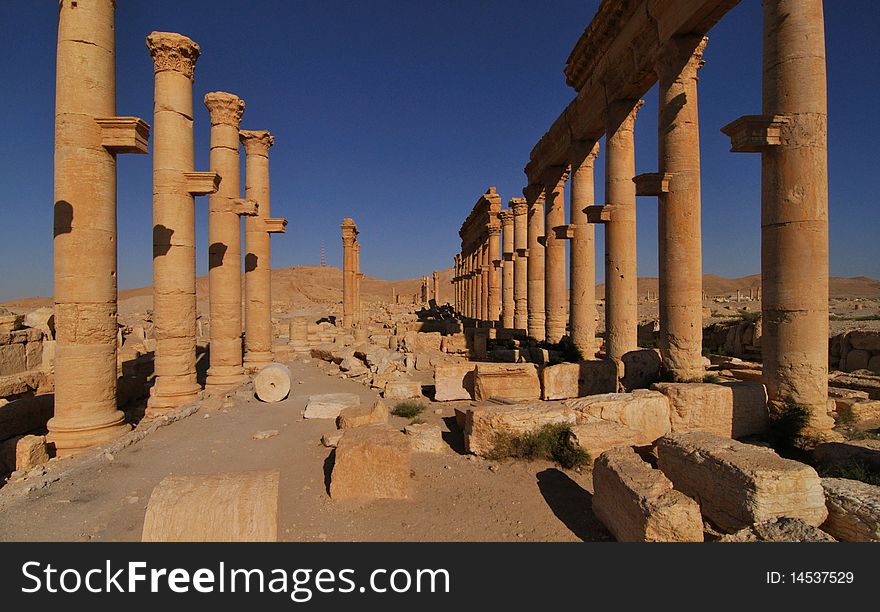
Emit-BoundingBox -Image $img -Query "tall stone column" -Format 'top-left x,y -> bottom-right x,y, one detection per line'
499,210 -> 515,329
604,98 -> 643,362
480,239 -> 490,322
49,0 -> 149,456
468,250 -> 476,319
204,92 -> 255,392
525,188 -> 546,341
432,270 -> 440,304
724,0 -> 831,432
654,37 -> 707,382
488,222 -> 502,323
341,218 -> 358,328
354,240 -> 362,326
544,167 -> 569,344
145,32 -> 217,416
511,198 -> 529,331
569,142 -> 600,358
241,130 -> 287,372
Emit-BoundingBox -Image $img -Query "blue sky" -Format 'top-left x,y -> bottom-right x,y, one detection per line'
1,0 -> 878,302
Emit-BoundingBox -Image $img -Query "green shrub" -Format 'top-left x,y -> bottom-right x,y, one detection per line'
768,404 -> 810,449
703,373 -> 722,384
486,423 -> 590,470
391,401 -> 425,418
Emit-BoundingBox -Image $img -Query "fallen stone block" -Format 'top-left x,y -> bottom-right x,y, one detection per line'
0,394 -> 54,441
540,363 -> 579,401
657,432 -> 827,531
440,334 -> 468,355
718,517 -> 836,542
721,381 -> 768,437
322,431 -> 343,448
620,349 -> 661,391
652,382 -> 734,437
464,403 -> 576,456
567,420 -> 642,461
383,380 -> 422,400
330,426 -> 411,500
303,393 -> 361,419
254,363 -> 291,403
820,478 -> 880,542
142,470 -> 280,542
433,363 -> 476,401
566,390 -> 670,445
578,359 -> 619,396
473,363 -> 540,402
337,399 -> 389,429
813,439 -> 880,472
836,399 -> 880,430
404,423 -> 446,453
592,446 -> 704,542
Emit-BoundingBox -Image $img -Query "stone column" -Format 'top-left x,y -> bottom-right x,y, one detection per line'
204,92 -> 255,392
468,250 -> 476,319
354,240 -> 362,325
544,167 -> 569,344
569,142 -> 600,358
49,0 -> 149,456
432,270 -> 440,305
488,221 -> 502,323
604,99 -> 643,362
145,32 -> 217,416
341,218 -> 358,328
525,188 -> 546,341
499,210 -> 515,329
288,316 -> 309,355
480,239 -> 490,322
652,37 -> 707,382
511,198 -> 529,331
241,130 -> 287,372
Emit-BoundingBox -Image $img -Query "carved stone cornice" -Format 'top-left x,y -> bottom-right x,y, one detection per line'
240,130 -> 275,155
146,32 -> 200,79
204,92 -> 245,127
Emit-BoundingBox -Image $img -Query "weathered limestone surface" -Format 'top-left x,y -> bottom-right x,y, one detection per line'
341,218 -> 359,329
383,380 -> 422,400
464,404 -> 576,456
821,478 -> 880,542
404,423 -> 446,453
657,432 -> 827,531
567,390 -> 670,444
433,363 -> 476,401
303,393 -> 361,419
620,348 -> 662,391
722,381 -> 769,437
543,169 -> 568,343
142,470 -> 280,542
0,434 -> 50,473
337,399 -> 389,430
473,363 -> 541,402
813,440 -> 880,472
253,363 -> 291,403
568,142 -> 599,357
593,447 -> 704,542
567,420 -> 642,460
526,190 -> 545,340
330,426 -> 411,500
511,199 -> 529,331
653,382 -> 734,437
540,360 -> 617,400
719,517 -> 835,542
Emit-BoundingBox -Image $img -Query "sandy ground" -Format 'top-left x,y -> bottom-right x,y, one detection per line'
0,359 -> 609,543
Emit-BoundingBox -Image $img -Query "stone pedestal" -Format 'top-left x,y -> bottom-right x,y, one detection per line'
341,218 -> 359,329
526,189 -> 546,341
145,32 -> 215,417
511,198 -> 529,331
569,142 -> 599,358
204,92 -> 253,392
500,209 -> 515,329
288,317 -> 309,354
241,130 -> 286,372
604,99 -> 643,362
49,0 -> 149,455
656,37 -> 706,382
544,167 -> 569,344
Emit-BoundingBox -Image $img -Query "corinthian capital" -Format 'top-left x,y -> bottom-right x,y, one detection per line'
204,92 -> 245,127
146,32 -> 200,79
240,130 -> 275,156
655,35 -> 708,84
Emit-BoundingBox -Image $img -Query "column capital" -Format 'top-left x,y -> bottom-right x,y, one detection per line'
655,35 -> 708,84
571,140 -> 600,169
487,222 -> 502,237
584,205 -> 612,224
263,218 -> 288,234
240,130 -> 275,156
605,98 -> 644,133
498,209 -> 514,226
146,32 -> 200,79
204,92 -> 245,127
510,197 -> 528,216
543,165 -> 571,191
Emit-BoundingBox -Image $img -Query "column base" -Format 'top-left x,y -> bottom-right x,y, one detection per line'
244,351 -> 274,373
47,413 -> 131,458
145,385 -> 202,418
205,365 -> 247,394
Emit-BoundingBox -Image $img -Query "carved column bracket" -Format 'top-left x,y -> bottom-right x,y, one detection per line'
633,172 -> 672,197
185,171 -> 220,196
721,115 -> 789,153
96,117 -> 150,154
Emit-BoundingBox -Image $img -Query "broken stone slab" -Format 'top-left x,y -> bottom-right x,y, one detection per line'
0,394 -> 54,441
321,431 -> 343,448
567,420 -> 643,462
718,517 -> 836,542
309,345 -> 336,362
657,432 -> 827,532
252,430 -> 280,440
473,363 -> 540,402
835,399 -> 880,430
337,399 -> 389,429
440,334 -> 468,355
0,434 -> 50,473
652,382 -> 735,437
566,390 -> 670,445
433,362 -> 476,401
330,426 -> 411,500
24,307 -> 55,339
821,478 -> 880,542
142,470 -> 280,542
592,446 -> 704,542
464,403 -> 576,456
539,360 -> 618,401
620,348 -> 662,391
303,393 -> 361,419
813,439 -> 880,472
578,359 -> 619,396
383,380 -> 422,400
254,363 -> 291,403
404,423 -> 446,453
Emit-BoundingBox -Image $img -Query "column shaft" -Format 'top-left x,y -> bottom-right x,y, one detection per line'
512,199 -> 529,330
488,225 -> 501,323
341,219 -> 358,328
526,191 -> 546,341
479,240 -> 489,322
570,143 -> 599,358
500,210 -> 515,329
544,171 -> 568,343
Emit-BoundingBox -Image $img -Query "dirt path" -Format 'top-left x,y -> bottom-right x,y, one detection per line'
0,360 -> 609,542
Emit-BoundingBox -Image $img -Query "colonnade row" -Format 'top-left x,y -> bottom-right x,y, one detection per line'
49,1 -> 288,456
452,0 -> 832,432
420,271 -> 441,304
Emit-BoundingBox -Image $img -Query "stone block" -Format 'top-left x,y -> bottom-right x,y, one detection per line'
142,470 -> 280,542
330,426 -> 411,500
440,334 -> 468,355
404,423 -> 446,453
846,349 -> 871,372
566,390 -> 670,444
813,439 -> 880,472
433,363 -> 476,401
473,363 -> 540,402
0,344 -> 27,377
620,349 -> 661,391
836,399 -> 880,430
847,331 -> 880,352
337,399 -> 389,429
383,380 -> 422,400
14,434 -> 49,471
24,307 -> 54,338
25,340 -> 43,371
578,359 -> 619,396
464,403 -> 576,456
567,420 -> 642,460
592,447 -> 703,542
721,381 -> 768,437
303,393 -> 361,419
718,517 -> 836,542
652,382 -> 735,437
657,432 -> 827,531
0,394 -> 54,440
540,363 -> 579,401
821,478 -> 880,542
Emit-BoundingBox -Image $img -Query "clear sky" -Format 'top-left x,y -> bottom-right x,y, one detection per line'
1,0 -> 878,302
